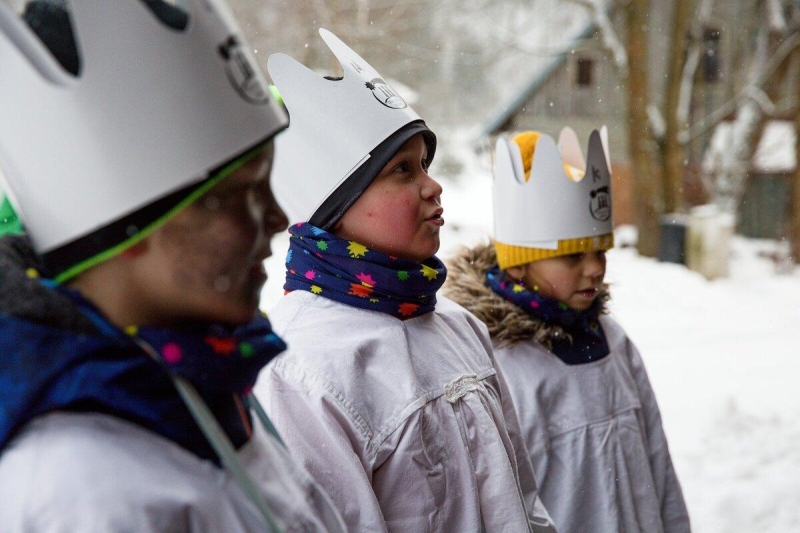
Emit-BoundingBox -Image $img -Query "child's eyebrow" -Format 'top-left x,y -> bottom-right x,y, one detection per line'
394,146 -> 427,162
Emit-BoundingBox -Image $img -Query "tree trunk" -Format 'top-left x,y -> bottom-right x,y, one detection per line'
791,52 -> 800,263
662,0 -> 693,214
625,0 -> 661,256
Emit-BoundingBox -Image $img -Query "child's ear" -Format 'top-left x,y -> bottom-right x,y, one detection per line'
120,240 -> 149,259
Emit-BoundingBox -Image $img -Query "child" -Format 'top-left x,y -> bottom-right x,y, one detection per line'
444,129 -> 691,532
0,2 -> 345,531
256,30 -> 556,532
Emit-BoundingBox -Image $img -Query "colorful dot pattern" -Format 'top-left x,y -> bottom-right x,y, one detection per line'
283,223 -> 447,320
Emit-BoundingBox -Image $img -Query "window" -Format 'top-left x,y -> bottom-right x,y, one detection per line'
576,57 -> 594,87
703,27 -> 722,83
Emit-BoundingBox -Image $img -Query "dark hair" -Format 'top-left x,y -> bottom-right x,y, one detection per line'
309,121 -> 436,230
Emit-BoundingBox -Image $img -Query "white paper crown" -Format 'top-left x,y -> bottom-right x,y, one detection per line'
268,28 -> 424,224
0,0 -> 287,256
493,127 -> 614,249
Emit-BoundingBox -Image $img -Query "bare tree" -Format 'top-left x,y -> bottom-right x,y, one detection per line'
622,0 -> 663,257
590,0 -> 799,257
793,83 -> 800,262
704,10 -> 799,209
661,0 -> 694,215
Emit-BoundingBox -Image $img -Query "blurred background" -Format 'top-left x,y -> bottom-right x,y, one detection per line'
231,0 -> 800,275
2,0 -> 799,272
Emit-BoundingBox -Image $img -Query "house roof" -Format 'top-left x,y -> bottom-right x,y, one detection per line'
479,20 -> 597,139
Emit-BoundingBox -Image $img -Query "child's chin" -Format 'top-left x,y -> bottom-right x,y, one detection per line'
568,300 -> 593,312
206,302 -> 259,326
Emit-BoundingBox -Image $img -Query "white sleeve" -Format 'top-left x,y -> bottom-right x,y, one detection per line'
257,359 -> 390,533
625,337 -> 692,533
491,350 -> 559,533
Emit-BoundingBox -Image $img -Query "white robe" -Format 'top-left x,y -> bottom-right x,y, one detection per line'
493,315 -> 691,533
257,291 -> 556,533
0,410 -> 347,533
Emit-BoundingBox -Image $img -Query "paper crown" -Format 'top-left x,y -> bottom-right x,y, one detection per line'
0,0 -> 287,279
493,127 -> 614,253
268,29 -> 426,224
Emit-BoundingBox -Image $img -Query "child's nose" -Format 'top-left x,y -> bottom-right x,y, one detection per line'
421,173 -> 443,200
263,198 -> 289,236
584,253 -> 605,277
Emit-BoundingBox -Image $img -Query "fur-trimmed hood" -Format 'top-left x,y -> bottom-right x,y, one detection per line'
442,241 -> 609,347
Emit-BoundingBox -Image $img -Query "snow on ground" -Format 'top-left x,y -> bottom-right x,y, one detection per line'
607,232 -> 800,533
262,165 -> 800,533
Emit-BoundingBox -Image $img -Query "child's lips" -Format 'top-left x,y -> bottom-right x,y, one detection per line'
426,209 -> 445,227
576,287 -> 599,298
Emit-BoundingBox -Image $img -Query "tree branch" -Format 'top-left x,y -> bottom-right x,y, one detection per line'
680,29 -> 800,143
677,0 -> 715,124
563,0 -> 628,76
767,0 -> 788,32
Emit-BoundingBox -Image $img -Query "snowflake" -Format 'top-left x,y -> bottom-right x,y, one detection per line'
304,270 -> 316,280
316,240 -> 328,251
310,285 -> 323,294
397,270 -> 410,281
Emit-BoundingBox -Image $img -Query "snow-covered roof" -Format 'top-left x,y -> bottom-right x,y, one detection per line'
704,120 -> 797,174
478,1 -> 596,138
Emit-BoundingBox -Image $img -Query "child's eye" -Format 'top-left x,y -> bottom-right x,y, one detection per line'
421,158 -> 429,172
394,162 -> 410,174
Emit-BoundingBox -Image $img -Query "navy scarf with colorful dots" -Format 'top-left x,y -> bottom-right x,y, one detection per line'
0,282 -> 286,464
486,266 -> 609,365
284,223 -> 447,319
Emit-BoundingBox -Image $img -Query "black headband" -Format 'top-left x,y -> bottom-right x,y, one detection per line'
309,120 -> 437,230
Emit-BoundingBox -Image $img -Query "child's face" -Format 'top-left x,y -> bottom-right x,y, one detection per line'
513,251 -> 606,311
133,143 -> 288,326
333,134 -> 444,262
